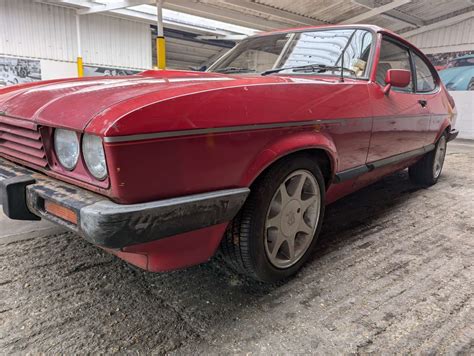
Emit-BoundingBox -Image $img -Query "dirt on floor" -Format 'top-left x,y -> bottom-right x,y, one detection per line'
0,141 -> 473,354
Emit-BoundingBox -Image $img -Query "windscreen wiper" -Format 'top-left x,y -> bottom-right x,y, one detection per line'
261,64 -> 356,76
213,67 -> 255,74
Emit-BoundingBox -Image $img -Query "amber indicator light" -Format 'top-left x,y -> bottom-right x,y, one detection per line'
44,200 -> 78,225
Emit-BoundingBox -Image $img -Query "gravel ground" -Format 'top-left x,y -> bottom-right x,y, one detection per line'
0,140 -> 473,354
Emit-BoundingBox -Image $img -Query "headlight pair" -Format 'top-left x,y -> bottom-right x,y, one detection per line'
54,129 -> 108,180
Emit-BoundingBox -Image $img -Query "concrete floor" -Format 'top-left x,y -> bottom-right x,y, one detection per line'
0,140 -> 473,354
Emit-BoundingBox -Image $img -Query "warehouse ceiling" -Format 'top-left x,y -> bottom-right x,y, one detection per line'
167,0 -> 474,33
43,0 -> 474,69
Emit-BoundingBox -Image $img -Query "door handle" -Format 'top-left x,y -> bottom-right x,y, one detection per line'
418,100 -> 427,108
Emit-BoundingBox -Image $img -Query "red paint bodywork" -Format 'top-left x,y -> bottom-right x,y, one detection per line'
0,25 -> 455,272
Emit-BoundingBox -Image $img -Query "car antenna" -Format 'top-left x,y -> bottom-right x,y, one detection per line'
339,29 -> 358,83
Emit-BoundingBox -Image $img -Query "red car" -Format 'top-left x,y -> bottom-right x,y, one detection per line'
0,25 -> 458,282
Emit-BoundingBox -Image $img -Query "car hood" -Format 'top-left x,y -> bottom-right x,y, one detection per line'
0,70 -> 345,133
0,71 -> 236,130
439,66 -> 474,90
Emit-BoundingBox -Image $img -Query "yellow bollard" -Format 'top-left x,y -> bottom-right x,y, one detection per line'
77,56 -> 84,77
156,36 -> 166,70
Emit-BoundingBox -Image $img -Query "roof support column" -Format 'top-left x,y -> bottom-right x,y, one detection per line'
156,0 -> 166,69
75,14 -> 83,77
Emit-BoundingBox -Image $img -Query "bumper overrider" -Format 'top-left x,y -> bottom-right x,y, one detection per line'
0,157 -> 249,249
447,128 -> 459,142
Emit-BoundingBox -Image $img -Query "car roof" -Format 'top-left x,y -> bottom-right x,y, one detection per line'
252,24 -> 412,47
255,24 -> 393,37
449,54 -> 474,61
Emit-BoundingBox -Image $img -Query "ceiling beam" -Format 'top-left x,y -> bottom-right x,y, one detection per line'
77,0 -> 154,15
222,0 -> 326,26
112,8 -> 230,35
383,9 -> 424,27
43,0 -> 235,36
162,0 -> 289,31
341,0 -> 412,24
197,35 -> 247,41
402,10 -> 474,37
354,0 -> 423,27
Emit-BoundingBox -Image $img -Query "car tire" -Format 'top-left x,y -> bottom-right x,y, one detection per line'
409,132 -> 448,186
220,154 -> 326,282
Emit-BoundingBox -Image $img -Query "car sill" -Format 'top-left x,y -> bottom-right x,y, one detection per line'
334,144 -> 435,183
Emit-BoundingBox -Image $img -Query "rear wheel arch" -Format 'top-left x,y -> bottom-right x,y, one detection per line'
436,118 -> 452,141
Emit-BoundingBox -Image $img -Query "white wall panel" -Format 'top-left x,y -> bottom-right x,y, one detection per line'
41,59 -> 77,80
0,0 -> 151,69
451,91 -> 474,140
80,14 -> 151,69
0,0 -> 77,62
406,17 -> 474,54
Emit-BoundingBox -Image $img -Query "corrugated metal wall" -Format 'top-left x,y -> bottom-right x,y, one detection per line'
0,0 -> 151,69
0,0 -> 78,62
80,15 -> 151,69
406,17 -> 474,54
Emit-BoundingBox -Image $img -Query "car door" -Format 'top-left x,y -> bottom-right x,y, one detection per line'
410,50 -> 444,144
367,35 -> 430,163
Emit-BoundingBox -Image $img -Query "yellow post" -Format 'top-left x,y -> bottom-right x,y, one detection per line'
156,36 -> 166,69
75,15 -> 83,77
156,0 -> 166,70
77,56 -> 84,77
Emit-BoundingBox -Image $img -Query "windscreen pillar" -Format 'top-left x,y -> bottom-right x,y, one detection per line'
156,0 -> 166,69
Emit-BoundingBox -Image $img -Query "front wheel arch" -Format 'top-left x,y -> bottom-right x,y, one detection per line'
250,148 -> 334,190
239,132 -> 338,190
221,152 -> 327,282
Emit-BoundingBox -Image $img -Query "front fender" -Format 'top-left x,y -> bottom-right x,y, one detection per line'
240,130 -> 338,187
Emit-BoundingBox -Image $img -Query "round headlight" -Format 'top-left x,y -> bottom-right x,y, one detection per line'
82,134 -> 108,180
54,129 -> 79,170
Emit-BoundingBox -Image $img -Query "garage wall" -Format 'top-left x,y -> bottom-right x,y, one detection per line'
80,14 -> 151,69
0,0 -> 152,70
451,92 -> 474,140
405,17 -> 474,54
40,59 -> 78,80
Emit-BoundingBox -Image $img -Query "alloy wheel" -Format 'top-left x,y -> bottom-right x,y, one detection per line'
433,135 -> 447,179
264,170 -> 321,269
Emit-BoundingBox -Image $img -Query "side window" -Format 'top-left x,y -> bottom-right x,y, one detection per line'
376,38 -> 413,92
413,53 -> 436,92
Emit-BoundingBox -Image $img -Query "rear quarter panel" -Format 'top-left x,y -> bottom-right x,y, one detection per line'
425,86 -> 456,142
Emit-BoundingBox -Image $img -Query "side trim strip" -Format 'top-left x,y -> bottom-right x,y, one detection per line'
368,144 -> 434,170
334,144 -> 435,183
333,165 -> 369,183
104,114 -> 447,144
104,119 -> 346,143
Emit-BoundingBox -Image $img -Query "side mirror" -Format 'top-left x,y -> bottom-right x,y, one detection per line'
383,69 -> 411,95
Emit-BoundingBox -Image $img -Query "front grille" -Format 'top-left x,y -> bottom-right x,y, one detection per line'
0,115 -> 47,167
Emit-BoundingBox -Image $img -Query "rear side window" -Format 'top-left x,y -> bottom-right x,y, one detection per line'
376,38 -> 413,92
413,53 -> 436,92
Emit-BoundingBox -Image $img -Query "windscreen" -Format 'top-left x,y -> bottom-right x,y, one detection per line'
209,29 -> 373,78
